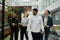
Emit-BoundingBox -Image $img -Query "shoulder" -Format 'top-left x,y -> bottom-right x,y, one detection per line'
48,16 -> 53,21
28,15 -> 33,19
38,16 -> 42,18
48,16 -> 52,19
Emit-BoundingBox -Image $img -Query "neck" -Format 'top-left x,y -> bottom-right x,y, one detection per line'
45,15 -> 48,18
24,16 -> 27,18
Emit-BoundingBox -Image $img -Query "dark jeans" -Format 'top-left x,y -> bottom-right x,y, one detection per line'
10,31 -> 18,40
20,26 -> 28,40
45,33 -> 49,40
31,32 -> 43,40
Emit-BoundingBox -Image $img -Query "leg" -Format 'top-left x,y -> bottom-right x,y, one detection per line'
14,31 -> 18,40
31,32 -> 37,40
10,31 -> 13,40
36,33 -> 40,40
24,27 -> 28,40
36,33 -> 43,40
25,31 -> 28,40
20,28 -> 24,40
45,33 -> 49,40
39,33 -> 43,40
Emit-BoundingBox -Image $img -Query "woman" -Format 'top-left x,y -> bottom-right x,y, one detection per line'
20,12 -> 29,40
10,13 -> 19,40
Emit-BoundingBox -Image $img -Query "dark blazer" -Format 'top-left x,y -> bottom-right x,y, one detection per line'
9,18 -> 19,32
42,16 -> 53,33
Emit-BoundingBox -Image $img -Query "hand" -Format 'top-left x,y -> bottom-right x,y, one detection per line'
12,23 -> 15,26
44,25 -> 49,28
41,31 -> 45,35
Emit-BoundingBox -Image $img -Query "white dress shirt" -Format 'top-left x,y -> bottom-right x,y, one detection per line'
27,15 -> 44,33
21,17 -> 28,26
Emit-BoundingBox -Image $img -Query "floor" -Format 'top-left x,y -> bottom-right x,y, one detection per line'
4,30 -> 60,40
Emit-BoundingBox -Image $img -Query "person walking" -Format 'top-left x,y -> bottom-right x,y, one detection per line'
20,12 -> 29,40
27,8 -> 45,40
9,13 -> 19,40
42,10 -> 53,40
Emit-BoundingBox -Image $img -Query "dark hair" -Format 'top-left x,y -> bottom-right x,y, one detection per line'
33,8 -> 38,12
46,10 -> 50,14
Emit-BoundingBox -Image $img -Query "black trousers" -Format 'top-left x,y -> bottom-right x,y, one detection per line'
20,27 -> 28,40
31,32 -> 43,40
10,31 -> 18,40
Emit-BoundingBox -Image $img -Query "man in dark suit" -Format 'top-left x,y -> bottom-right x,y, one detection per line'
42,10 -> 53,40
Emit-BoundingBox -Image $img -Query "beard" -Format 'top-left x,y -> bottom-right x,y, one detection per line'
33,13 -> 36,15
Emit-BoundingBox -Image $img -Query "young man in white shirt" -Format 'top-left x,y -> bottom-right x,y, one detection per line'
27,8 -> 45,40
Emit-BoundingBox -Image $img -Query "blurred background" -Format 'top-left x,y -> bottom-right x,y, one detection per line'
0,0 -> 60,40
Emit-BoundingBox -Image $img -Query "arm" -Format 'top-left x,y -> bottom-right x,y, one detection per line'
40,17 -> 44,32
27,17 -> 32,32
49,18 -> 53,28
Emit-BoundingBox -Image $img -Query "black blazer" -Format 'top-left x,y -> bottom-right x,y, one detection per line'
10,18 -> 19,32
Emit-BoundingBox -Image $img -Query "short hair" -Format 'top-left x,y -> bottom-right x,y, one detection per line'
33,8 -> 38,12
46,10 -> 50,14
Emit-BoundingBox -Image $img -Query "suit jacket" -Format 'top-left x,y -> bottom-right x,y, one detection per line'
9,18 -> 19,32
42,16 -> 53,33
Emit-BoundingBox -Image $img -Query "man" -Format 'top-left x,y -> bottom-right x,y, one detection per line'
27,8 -> 45,40
42,10 -> 53,40
9,13 -> 19,40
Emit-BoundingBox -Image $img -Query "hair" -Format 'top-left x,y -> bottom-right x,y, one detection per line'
46,10 -> 50,14
23,13 -> 29,17
33,8 -> 38,12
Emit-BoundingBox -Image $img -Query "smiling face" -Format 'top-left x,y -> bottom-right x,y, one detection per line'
33,10 -> 37,15
33,8 -> 38,16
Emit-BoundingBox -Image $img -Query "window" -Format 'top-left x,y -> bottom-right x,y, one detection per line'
0,0 -> 2,4
52,11 -> 60,25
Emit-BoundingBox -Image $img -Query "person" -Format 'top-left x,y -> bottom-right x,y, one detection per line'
9,13 -> 19,40
20,12 -> 29,40
42,10 -> 53,40
27,8 -> 45,40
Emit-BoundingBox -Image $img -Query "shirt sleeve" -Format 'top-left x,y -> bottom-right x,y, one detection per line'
40,17 -> 44,32
27,16 -> 32,31
21,18 -> 23,24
